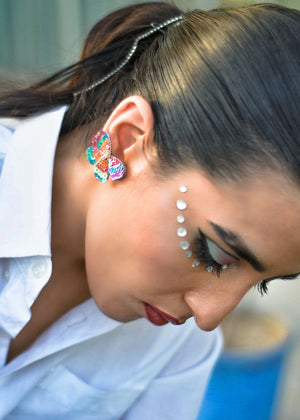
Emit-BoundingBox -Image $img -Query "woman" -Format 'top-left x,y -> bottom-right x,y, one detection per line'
0,2 -> 299,419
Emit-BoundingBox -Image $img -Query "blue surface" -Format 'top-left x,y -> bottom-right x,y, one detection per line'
198,341 -> 292,420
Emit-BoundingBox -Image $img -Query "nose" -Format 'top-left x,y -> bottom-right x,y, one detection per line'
184,290 -> 246,331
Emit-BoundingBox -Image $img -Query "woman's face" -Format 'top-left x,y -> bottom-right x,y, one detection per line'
85,168 -> 300,331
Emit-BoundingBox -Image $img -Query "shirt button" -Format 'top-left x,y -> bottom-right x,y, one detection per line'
4,270 -> 10,280
31,262 -> 46,278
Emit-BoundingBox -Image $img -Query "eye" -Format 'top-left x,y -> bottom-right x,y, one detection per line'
193,229 -> 237,276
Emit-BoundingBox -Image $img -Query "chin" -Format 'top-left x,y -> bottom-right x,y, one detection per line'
110,312 -> 142,323
94,299 -> 142,323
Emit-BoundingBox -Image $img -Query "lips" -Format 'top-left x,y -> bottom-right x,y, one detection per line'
144,303 -> 182,326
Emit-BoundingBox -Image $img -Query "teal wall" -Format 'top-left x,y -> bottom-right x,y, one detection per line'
0,0 -> 153,78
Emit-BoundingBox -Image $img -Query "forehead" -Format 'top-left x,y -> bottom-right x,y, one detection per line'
168,169 -> 300,274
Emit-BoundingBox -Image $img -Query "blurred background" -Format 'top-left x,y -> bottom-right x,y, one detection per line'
0,1 -> 299,419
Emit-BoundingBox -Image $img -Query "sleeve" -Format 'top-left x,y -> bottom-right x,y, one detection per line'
122,325 -> 223,420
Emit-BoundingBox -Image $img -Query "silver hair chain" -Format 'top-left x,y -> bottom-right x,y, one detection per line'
73,15 -> 183,97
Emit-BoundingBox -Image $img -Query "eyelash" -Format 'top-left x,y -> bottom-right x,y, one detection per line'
193,230 -> 224,276
256,279 -> 270,296
256,274 -> 298,296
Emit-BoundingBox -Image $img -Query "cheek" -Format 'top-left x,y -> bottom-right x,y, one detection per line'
132,227 -> 176,276
85,193 -> 188,297
84,213 -> 168,289
132,209 -> 198,287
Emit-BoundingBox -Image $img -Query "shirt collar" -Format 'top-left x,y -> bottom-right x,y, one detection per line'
0,298 -> 122,375
0,107 -> 68,257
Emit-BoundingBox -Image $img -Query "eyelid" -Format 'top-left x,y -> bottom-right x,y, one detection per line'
200,229 -> 239,262
206,238 -> 239,267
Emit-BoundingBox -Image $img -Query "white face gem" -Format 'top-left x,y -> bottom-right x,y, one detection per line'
192,259 -> 200,268
185,250 -> 192,258
222,264 -> 229,270
177,215 -> 185,223
180,241 -> 190,250
177,227 -> 187,237
179,185 -> 188,193
176,200 -> 187,210
206,265 -> 214,272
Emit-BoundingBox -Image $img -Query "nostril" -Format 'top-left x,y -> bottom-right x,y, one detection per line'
178,315 -> 191,325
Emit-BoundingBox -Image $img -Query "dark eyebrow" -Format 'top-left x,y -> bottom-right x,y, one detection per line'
209,222 -> 266,272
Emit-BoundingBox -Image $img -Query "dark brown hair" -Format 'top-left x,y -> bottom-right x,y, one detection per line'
0,2 -> 299,182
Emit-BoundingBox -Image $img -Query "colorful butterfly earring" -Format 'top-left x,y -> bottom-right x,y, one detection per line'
86,130 -> 126,183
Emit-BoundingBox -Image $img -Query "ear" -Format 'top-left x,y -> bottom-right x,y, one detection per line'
102,96 -> 154,176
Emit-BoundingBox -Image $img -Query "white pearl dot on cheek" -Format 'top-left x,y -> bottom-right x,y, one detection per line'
177,227 -> 187,237
192,259 -> 200,268
176,200 -> 187,210
176,185 -> 191,259
179,185 -> 188,193
180,241 -> 190,250
177,215 -> 185,223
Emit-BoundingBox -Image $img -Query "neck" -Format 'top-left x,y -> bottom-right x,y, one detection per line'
51,133 -> 91,262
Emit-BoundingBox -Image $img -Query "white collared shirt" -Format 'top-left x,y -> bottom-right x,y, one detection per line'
0,107 -> 222,419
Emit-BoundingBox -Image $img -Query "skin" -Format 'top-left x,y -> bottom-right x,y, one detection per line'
49,96 -> 300,332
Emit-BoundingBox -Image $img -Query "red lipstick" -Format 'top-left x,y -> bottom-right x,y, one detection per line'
144,303 -> 182,326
